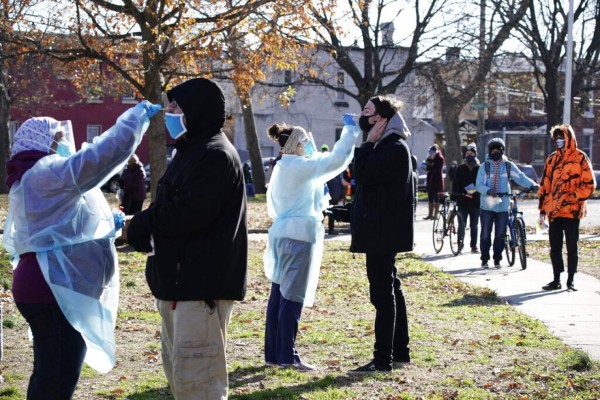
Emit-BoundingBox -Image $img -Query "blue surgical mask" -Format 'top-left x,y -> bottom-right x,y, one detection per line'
304,141 -> 316,158
165,113 -> 187,139
555,139 -> 565,149
55,140 -> 73,157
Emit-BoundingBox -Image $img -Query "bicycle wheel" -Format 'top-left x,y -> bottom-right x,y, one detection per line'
448,211 -> 464,256
432,211 -> 445,254
515,218 -> 527,270
504,229 -> 516,266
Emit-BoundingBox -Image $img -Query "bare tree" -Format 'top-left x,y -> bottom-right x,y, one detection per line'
416,0 -> 532,171
513,0 -> 600,131
296,0 -> 451,140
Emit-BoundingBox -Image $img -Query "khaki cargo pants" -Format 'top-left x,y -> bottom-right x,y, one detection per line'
157,299 -> 234,400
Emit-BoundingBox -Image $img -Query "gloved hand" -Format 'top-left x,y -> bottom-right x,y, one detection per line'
530,183 -> 540,192
135,100 -> 162,118
113,209 -> 126,231
343,113 -> 356,127
487,188 -> 497,196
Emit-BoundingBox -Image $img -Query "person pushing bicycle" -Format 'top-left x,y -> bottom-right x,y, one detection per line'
475,138 -> 539,269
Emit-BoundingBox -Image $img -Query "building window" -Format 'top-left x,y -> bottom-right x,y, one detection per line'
336,71 -> 345,100
335,127 -> 342,141
533,136 -> 546,164
284,70 -> 292,85
8,121 -> 19,149
87,125 -> 102,142
122,92 -> 138,104
581,129 -> 593,159
507,135 -> 519,160
495,83 -> 508,116
529,82 -> 544,115
583,79 -> 594,119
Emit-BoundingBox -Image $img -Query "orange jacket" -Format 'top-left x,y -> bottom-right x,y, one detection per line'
538,125 -> 596,220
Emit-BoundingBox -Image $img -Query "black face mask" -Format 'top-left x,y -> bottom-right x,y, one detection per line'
489,152 -> 502,161
358,115 -> 375,132
466,155 -> 477,163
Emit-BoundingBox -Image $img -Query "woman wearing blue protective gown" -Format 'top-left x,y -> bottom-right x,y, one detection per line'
263,119 -> 358,371
3,101 -> 159,399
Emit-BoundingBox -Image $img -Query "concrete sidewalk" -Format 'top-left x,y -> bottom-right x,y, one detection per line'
412,218 -> 600,360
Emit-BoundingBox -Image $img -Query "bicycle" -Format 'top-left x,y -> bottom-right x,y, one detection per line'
432,192 -> 465,256
495,189 -> 529,269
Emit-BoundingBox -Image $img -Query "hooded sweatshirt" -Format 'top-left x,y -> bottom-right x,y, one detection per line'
126,78 -> 248,301
538,125 -> 596,220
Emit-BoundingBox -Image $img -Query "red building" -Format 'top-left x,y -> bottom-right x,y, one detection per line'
9,75 -> 151,164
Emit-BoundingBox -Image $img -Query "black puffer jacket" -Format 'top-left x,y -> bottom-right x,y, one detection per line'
350,133 -> 414,254
127,79 -> 248,301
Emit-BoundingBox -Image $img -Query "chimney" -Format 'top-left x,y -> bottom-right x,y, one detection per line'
381,22 -> 394,46
446,47 -> 460,61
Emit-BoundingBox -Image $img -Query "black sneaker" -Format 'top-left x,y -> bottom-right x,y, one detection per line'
567,281 -> 578,291
542,281 -> 562,291
494,261 -> 501,269
349,361 -> 392,374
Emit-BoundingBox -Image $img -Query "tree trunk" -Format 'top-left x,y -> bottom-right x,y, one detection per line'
144,71 -> 167,201
0,61 -> 11,194
440,105 -> 462,190
238,91 -> 266,193
544,68 -> 562,133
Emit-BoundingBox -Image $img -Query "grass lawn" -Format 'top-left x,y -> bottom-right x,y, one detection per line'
0,194 -> 599,399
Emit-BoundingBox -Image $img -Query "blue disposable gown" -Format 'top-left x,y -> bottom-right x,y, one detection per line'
3,105 -> 151,373
264,125 -> 359,307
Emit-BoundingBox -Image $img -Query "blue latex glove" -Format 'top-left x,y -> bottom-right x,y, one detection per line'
135,100 -> 162,118
146,103 -> 162,118
113,209 -> 126,231
343,113 -> 356,126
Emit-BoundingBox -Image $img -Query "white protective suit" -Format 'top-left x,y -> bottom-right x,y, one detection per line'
264,124 -> 359,307
3,103 -> 152,373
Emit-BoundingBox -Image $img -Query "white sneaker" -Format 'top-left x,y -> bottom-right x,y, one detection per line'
280,361 -> 317,371
481,262 -> 489,269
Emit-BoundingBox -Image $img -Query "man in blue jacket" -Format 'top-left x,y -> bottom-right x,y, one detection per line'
476,138 -> 539,269
127,78 -> 248,400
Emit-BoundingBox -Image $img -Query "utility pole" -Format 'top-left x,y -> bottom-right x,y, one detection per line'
476,0 -> 487,158
563,0 -> 575,125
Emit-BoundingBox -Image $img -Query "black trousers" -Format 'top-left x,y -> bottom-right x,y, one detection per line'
365,253 -> 410,367
549,217 -> 580,278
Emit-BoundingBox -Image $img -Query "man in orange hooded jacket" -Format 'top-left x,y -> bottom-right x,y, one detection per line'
538,125 -> 596,291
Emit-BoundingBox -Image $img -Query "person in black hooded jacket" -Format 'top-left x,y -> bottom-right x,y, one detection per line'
127,78 -> 248,400
349,95 -> 414,373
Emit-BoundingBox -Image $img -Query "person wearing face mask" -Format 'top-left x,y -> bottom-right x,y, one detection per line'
126,78 -> 247,400
451,143 -> 481,253
475,137 -> 539,269
263,121 -> 357,371
423,144 -> 445,219
348,95 -> 414,373
3,101 -> 159,398
538,125 -> 596,291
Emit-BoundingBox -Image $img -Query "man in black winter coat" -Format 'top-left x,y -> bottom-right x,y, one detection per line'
349,95 -> 414,373
127,78 -> 248,400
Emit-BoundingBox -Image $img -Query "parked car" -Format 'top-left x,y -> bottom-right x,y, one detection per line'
512,163 -> 539,192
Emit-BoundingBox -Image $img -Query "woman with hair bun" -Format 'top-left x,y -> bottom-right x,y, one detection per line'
264,119 -> 358,371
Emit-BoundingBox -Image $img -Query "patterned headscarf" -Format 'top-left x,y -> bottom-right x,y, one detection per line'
11,117 -> 59,157
281,126 -> 309,155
